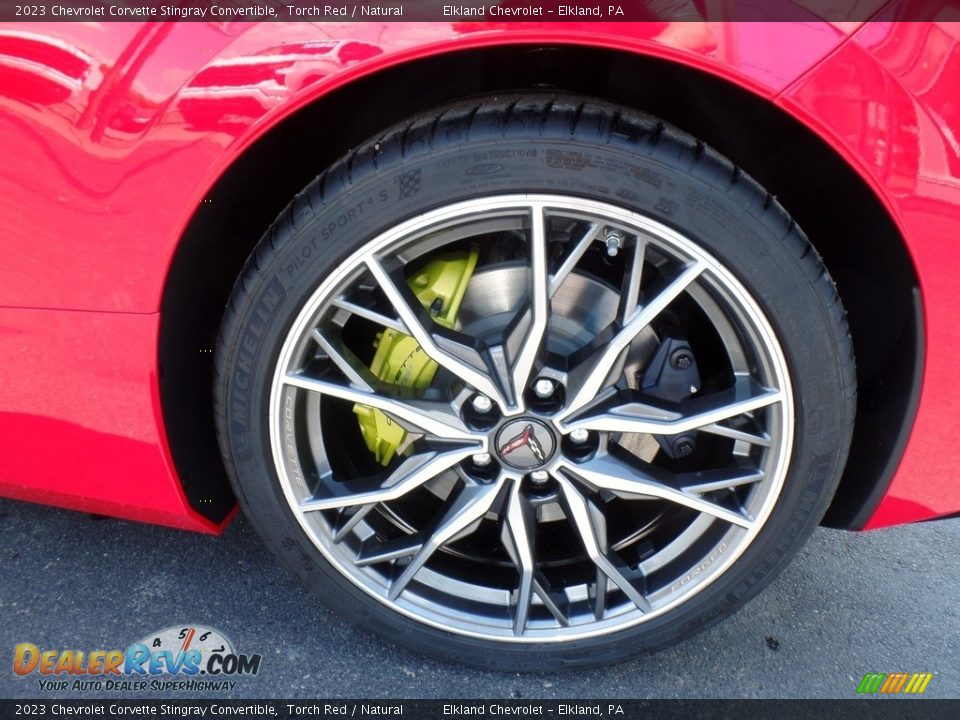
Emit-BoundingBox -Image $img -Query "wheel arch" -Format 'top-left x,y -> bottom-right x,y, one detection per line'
159,42 -> 921,529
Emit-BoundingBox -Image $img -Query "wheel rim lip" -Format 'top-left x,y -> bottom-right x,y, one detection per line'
267,193 -> 795,643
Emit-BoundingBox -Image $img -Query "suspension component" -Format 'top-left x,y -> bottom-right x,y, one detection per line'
641,337 -> 702,460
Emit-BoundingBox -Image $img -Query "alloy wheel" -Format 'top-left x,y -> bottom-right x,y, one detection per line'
268,194 -> 793,642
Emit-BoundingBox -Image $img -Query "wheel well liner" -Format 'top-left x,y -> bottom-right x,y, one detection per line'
159,43 -> 920,529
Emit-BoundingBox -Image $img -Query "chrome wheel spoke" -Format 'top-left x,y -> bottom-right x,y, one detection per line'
677,463 -> 765,494
556,474 -> 652,613
549,222 -> 601,297
560,262 -> 704,419
299,447 -> 477,512
332,504 -> 376,543
311,328 -> 376,391
505,204 -> 550,410
356,535 -> 422,567
388,477 -> 507,600
562,375 -> 784,437
560,456 -> 754,529
365,256 -> 509,410
283,372 -> 480,443
619,235 -> 647,323
501,480 -> 537,635
699,422 -> 772,447
532,579 -> 571,627
331,297 -> 406,334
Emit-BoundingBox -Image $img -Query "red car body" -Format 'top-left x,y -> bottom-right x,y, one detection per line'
1,8 -> 958,534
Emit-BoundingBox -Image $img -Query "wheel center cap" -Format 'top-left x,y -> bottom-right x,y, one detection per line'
495,418 -> 556,469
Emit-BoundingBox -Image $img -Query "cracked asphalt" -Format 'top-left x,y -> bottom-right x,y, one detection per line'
1,496 -> 957,699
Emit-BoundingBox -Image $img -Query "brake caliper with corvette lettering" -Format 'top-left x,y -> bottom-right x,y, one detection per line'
353,247 -> 479,465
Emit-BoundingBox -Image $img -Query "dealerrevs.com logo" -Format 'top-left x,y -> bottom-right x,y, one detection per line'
13,625 -> 261,692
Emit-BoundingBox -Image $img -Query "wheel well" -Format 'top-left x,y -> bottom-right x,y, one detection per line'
159,44 -> 921,529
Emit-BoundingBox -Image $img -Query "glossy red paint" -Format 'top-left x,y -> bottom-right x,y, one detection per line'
0,308 -> 221,532
0,18 -> 957,532
779,18 -> 960,527
0,21 -> 856,313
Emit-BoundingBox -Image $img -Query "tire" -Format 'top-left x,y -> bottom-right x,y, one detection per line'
214,95 -> 856,671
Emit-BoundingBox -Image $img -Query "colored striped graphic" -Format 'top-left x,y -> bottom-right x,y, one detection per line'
857,673 -> 933,694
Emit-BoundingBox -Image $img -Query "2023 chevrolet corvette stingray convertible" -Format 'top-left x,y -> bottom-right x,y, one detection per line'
1,6 -> 959,669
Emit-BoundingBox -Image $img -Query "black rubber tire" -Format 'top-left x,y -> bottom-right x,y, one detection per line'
214,95 -> 856,671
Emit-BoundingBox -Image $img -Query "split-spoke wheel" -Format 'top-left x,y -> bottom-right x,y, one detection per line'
216,96 -> 855,670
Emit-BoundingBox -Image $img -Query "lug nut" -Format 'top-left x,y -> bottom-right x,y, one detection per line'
533,378 -> 555,399
674,438 -> 696,458
529,470 -> 550,485
570,428 -> 590,443
472,453 -> 493,467
604,230 -> 624,257
670,349 -> 693,370
471,394 -> 493,413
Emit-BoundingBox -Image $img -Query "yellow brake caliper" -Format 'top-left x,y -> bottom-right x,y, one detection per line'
353,247 -> 479,465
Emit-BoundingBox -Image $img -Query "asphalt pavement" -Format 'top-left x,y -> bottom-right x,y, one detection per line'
1,496 -> 957,699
